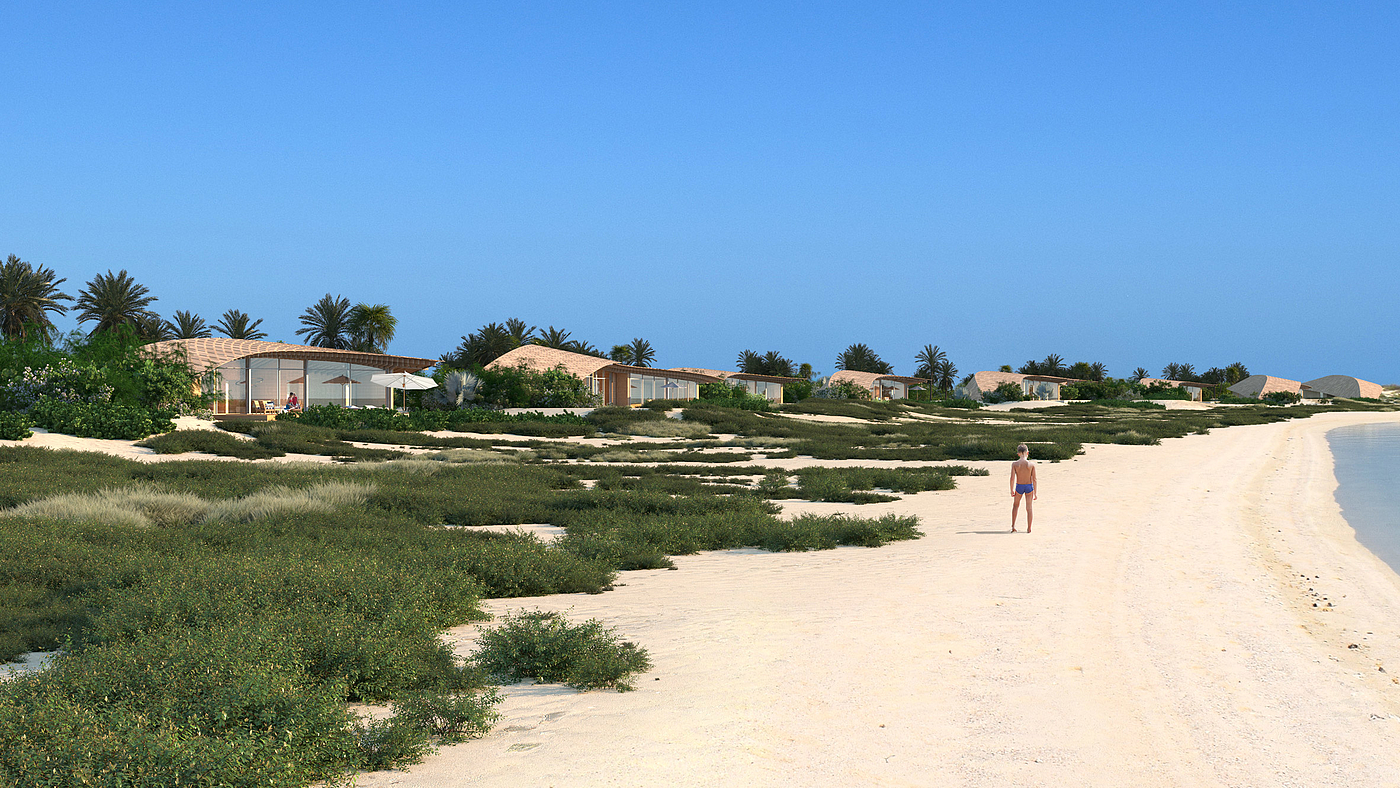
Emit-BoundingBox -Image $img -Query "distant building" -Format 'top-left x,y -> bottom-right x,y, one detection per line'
828,370 -> 926,401
143,337 -> 436,416
1227,375 -> 1312,399
1302,375 -> 1384,399
958,371 -> 1087,401
1137,378 -> 1205,402
668,368 -> 797,403
489,345 -> 716,406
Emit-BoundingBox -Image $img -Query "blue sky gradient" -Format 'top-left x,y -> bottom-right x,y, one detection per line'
2,3 -> 1396,381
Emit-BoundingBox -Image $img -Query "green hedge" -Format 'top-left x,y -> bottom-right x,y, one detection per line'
0,412 -> 31,441
280,404 -> 593,434
28,398 -> 174,440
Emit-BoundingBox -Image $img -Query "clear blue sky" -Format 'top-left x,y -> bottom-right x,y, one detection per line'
3,3 -> 1396,382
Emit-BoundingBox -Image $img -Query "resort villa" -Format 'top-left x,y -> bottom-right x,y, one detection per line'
487,345 -> 719,406
1303,375 -> 1384,399
828,370 -> 927,401
1227,375 -> 1313,400
958,370 -> 1088,401
143,337 -> 438,416
669,368 -> 797,404
1138,378 -> 1206,401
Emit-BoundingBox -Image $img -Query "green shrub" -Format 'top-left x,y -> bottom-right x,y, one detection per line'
984,382 -> 1026,403
783,380 -> 814,402
0,412 -> 32,441
28,397 -> 171,440
354,716 -> 434,770
936,398 -> 982,410
393,689 -> 503,743
476,364 -> 600,408
811,380 -> 872,400
623,419 -> 711,438
1262,390 -> 1302,405
138,428 -> 283,459
585,406 -> 664,433
697,380 -> 772,411
474,610 -> 652,691
1140,383 -> 1192,400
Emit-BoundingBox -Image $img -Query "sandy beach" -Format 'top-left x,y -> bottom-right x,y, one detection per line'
355,409 -> 1400,787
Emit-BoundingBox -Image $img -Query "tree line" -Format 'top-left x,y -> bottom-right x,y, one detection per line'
0,255 -> 397,353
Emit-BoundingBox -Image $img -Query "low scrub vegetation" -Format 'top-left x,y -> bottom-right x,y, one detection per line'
474,609 -> 652,691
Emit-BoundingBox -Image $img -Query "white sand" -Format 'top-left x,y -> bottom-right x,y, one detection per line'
359,410 -> 1400,787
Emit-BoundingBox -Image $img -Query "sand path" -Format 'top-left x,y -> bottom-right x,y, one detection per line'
364,411 -> 1400,786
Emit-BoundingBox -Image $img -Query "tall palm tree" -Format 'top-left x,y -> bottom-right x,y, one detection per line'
608,344 -> 635,364
1225,362 -> 1250,384
914,344 -> 947,386
505,318 -> 537,347
835,343 -> 892,374
1131,367 -> 1150,382
1177,363 -> 1197,382
1161,363 -> 1182,381
736,349 -> 763,373
75,269 -> 159,336
934,359 -> 958,391
535,326 -> 574,350
1067,361 -> 1094,381
169,310 -> 211,339
571,341 -> 607,358
760,351 -> 794,377
348,303 -> 396,353
135,312 -> 173,342
1040,354 -> 1066,376
215,309 -> 267,340
0,254 -> 71,341
295,294 -> 353,349
1018,360 -> 1041,374
1089,362 -> 1108,381
627,338 -> 655,367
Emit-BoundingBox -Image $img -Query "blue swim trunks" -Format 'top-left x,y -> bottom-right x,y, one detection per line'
1015,483 -> 1034,494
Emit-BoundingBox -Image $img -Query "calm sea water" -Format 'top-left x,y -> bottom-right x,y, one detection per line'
1329,423 -> 1400,571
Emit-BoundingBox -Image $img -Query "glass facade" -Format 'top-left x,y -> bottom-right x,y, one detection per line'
211,357 -> 392,413
628,374 -> 699,405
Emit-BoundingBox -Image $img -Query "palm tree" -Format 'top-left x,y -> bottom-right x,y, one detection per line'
934,359 -> 958,391
1040,354 -> 1066,376
1162,363 -> 1183,381
135,312 -> 173,342
1131,367 -> 1149,382
835,343 -> 892,374
914,344 -> 947,387
798,362 -> 814,381
627,338 -> 655,367
444,322 -> 517,368
0,254 -> 71,341
1066,361 -> 1094,381
761,351 -> 794,377
535,326 -> 574,350
608,344 -> 635,364
1089,362 -> 1108,381
736,349 -> 763,373
169,310 -> 211,339
213,309 -> 267,340
571,341 -> 607,358
1177,363 -> 1197,382
504,318 -> 537,347
295,294 -> 353,349
74,269 -> 159,336
1226,362 -> 1250,384
1018,360 -> 1041,375
348,303 -> 396,353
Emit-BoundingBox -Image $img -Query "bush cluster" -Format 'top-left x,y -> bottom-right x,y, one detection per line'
280,403 -> 595,436
474,610 -> 652,691
697,380 -> 772,411
29,398 -> 174,440
0,412 -> 31,441
983,381 -> 1027,403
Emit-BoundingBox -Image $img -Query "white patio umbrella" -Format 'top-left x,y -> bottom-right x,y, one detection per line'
371,372 -> 438,410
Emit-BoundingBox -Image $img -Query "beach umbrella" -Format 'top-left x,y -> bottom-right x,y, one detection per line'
370,372 -> 437,409
323,375 -> 361,406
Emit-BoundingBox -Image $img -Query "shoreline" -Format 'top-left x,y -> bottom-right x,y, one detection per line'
358,409 -> 1400,787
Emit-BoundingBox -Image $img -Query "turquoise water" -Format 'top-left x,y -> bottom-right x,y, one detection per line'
1329,423 -> 1400,571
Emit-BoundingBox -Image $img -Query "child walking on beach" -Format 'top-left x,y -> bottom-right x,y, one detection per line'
1010,443 -> 1037,533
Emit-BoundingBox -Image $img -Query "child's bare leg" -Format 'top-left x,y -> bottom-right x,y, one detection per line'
1011,493 -> 1021,532
1025,496 -> 1033,532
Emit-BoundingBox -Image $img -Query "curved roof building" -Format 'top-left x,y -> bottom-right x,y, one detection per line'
144,338 -> 437,415
1303,375 -> 1384,399
1226,375 -> 1304,399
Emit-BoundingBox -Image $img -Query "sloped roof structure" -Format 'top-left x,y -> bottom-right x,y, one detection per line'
1227,375 -> 1304,398
143,338 -> 436,373
829,370 -> 926,388
1139,378 -> 1204,389
670,368 -> 800,384
1303,375 -> 1384,399
489,346 -> 720,384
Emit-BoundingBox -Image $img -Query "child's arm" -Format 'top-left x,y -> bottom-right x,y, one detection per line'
1031,463 -> 1038,498
1010,463 -> 1017,494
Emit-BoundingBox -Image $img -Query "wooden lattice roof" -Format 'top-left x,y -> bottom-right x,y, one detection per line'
142,338 -> 437,373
